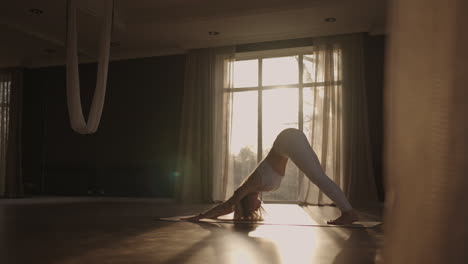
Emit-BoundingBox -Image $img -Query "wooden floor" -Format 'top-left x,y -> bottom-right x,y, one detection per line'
0,197 -> 383,264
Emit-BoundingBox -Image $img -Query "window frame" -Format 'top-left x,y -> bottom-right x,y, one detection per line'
227,46 -> 342,161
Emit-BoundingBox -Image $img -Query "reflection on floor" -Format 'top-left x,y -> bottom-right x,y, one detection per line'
164,203 -> 382,228
0,198 -> 383,264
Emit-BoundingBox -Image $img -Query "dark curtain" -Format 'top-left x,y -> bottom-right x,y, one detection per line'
339,34 -> 379,206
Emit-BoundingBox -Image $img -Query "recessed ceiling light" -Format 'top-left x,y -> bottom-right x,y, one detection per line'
208,31 -> 220,36
30,8 -> 44,15
110,41 -> 120,47
325,17 -> 336,22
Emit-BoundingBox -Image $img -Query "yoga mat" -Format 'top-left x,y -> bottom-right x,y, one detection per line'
157,216 -> 382,228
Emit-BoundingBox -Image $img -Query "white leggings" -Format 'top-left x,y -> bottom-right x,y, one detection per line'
273,128 -> 353,211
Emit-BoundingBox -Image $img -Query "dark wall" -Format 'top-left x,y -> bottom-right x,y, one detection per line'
364,34 -> 386,201
23,55 -> 186,197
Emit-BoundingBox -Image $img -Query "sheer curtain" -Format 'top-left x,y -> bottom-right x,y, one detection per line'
298,40 -> 344,205
176,47 -> 235,203
300,34 -> 378,206
0,69 -> 23,198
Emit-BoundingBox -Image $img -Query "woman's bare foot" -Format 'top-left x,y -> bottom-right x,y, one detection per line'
327,210 -> 359,225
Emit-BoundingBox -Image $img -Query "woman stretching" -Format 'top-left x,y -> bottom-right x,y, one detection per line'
183,128 -> 359,225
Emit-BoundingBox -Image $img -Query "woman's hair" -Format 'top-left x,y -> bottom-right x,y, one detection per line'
233,194 -> 265,221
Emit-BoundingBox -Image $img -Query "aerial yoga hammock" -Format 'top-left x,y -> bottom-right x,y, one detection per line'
66,0 -> 113,134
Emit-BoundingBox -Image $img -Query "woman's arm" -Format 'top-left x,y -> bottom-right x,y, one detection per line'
181,190 -> 241,221
196,196 -> 237,220
181,174 -> 260,221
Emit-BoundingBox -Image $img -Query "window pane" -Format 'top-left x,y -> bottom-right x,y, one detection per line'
262,56 -> 298,86
230,91 -> 258,189
0,81 -> 11,159
262,88 -> 299,201
303,54 -> 317,83
262,88 -> 299,151
233,60 -> 258,88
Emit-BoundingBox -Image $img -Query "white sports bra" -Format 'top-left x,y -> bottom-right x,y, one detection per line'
256,160 -> 284,192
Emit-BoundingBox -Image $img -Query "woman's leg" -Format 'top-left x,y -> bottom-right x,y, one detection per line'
273,129 -> 358,224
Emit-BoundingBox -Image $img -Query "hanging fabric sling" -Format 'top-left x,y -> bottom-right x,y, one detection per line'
66,0 -> 113,134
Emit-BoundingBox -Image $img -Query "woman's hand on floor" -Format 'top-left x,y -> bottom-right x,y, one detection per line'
180,214 -> 202,221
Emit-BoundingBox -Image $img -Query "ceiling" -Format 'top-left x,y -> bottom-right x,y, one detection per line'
0,0 -> 387,68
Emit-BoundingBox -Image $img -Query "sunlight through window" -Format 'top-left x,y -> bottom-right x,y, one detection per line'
233,60 -> 258,88
262,88 -> 298,151
228,48 -> 342,202
263,56 -> 298,86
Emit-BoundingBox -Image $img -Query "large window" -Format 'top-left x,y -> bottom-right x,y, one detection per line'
228,47 -> 341,201
0,80 -> 11,149
0,79 -> 11,196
